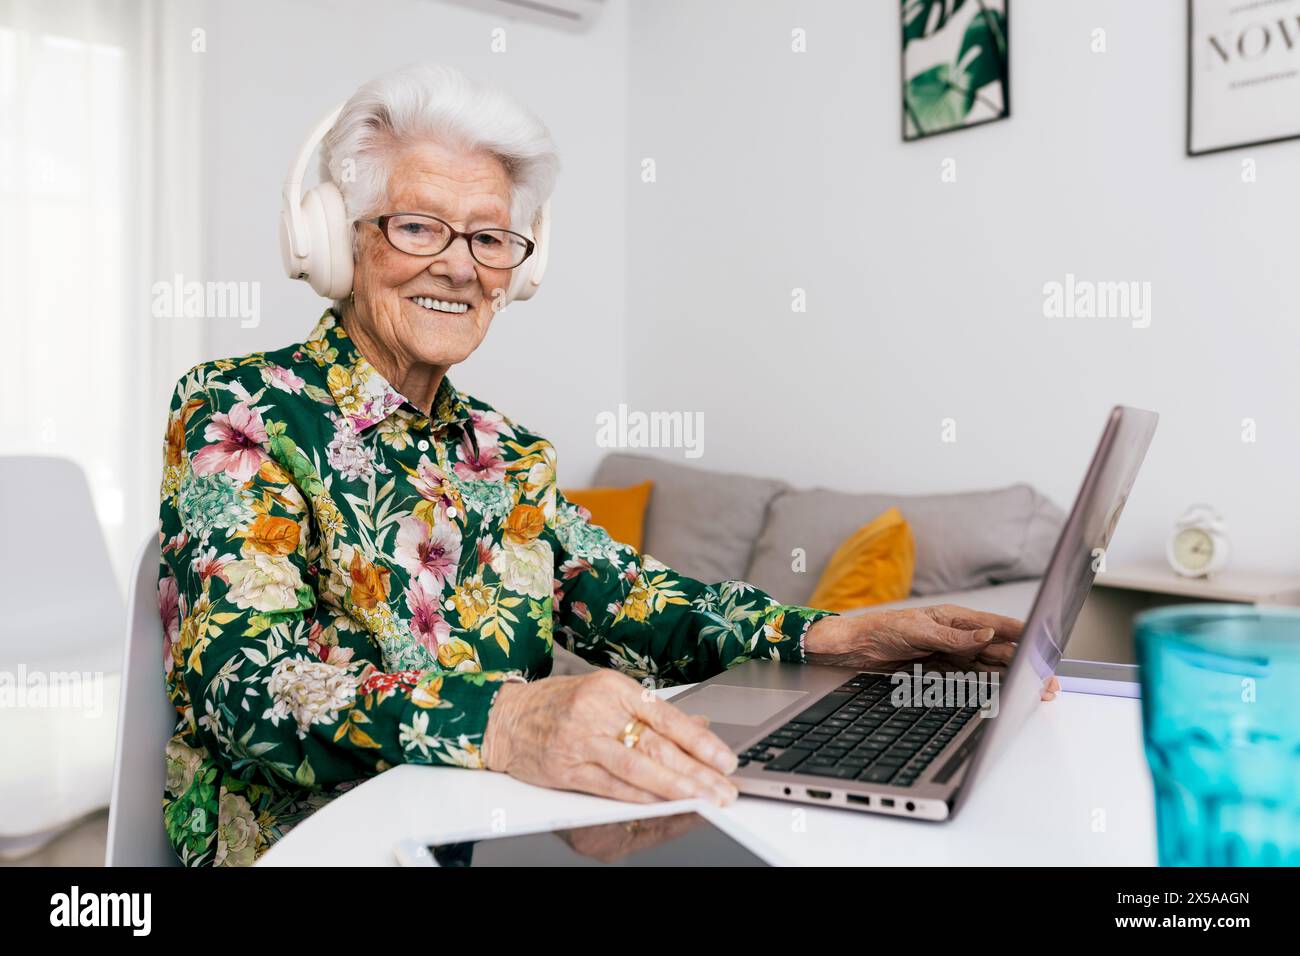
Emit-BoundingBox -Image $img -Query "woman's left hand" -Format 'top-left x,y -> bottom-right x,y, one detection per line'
803,605 -> 1060,701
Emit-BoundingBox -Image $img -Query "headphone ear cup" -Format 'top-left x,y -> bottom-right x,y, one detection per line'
505,198 -> 551,306
300,182 -> 354,300
279,208 -> 304,283
502,258 -> 528,307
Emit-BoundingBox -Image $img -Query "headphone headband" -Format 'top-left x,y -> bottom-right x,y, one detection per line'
282,105 -> 344,262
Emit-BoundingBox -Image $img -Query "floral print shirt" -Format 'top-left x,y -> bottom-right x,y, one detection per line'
157,308 -> 832,866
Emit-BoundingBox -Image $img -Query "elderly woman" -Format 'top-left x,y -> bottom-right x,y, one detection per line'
157,63 -> 1041,867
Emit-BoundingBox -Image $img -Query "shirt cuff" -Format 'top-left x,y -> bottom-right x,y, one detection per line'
779,606 -> 839,665
400,670 -> 526,770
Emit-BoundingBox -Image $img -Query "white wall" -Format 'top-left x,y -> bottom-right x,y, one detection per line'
194,0 -> 1300,573
626,0 -> 1300,573
197,0 -> 628,483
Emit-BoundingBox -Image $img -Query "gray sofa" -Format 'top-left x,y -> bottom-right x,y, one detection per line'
552,453 -> 1065,676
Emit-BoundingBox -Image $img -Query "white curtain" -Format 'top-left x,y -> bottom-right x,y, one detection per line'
0,0 -> 206,594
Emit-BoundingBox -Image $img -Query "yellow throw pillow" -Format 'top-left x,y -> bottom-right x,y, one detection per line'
809,507 -> 915,612
560,480 -> 654,551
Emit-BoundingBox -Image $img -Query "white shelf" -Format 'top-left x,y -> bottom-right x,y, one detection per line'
1093,561 -> 1300,606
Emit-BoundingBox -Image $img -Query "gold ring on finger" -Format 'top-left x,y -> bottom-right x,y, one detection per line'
618,719 -> 647,749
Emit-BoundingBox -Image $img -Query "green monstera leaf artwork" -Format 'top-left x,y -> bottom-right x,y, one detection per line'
902,0 -> 1009,140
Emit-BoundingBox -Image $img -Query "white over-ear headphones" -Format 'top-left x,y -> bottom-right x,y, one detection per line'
279,103 -> 552,306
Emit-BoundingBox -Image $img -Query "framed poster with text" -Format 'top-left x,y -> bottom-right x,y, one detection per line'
1188,0 -> 1300,155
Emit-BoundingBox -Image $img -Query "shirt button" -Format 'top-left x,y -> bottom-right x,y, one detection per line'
417,439 -> 429,451
444,598 -> 455,611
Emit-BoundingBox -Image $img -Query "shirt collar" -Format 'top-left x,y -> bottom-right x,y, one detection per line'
303,308 -> 472,435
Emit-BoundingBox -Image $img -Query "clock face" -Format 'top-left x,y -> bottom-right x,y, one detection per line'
1172,528 -> 1215,573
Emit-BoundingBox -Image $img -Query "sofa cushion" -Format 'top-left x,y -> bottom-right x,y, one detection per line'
745,484 -> 1064,606
591,453 -> 787,582
808,507 -> 915,612
560,480 -> 653,550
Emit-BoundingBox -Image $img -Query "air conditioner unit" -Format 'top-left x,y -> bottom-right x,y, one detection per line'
434,0 -> 606,34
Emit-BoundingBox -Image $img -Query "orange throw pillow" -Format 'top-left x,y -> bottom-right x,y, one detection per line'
560,480 -> 653,551
808,507 -> 915,612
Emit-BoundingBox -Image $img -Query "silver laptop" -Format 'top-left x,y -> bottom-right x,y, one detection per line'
671,405 -> 1158,820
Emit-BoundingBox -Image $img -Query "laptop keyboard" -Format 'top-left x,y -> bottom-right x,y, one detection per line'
737,673 -> 983,788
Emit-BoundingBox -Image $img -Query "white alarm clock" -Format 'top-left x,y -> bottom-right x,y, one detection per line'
1166,504 -> 1229,578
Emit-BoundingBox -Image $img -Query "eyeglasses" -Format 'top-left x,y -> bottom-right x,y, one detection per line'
358,213 -> 535,269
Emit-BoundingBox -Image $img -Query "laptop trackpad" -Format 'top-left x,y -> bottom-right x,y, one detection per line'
674,685 -> 806,726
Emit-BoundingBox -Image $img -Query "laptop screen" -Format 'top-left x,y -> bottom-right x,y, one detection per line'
962,405 -> 1158,788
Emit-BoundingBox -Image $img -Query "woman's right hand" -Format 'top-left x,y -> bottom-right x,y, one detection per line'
482,670 -> 739,806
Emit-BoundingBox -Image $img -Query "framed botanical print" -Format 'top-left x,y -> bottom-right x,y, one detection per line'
902,0 -> 1010,141
1188,0 -> 1300,155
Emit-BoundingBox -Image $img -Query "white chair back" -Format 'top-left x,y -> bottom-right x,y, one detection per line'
0,456 -> 123,850
105,532 -> 179,866
0,455 -> 123,658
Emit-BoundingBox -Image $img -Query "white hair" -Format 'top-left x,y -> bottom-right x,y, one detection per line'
320,62 -> 560,258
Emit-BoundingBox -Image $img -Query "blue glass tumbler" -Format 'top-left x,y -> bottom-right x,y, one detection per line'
1135,604 -> 1300,866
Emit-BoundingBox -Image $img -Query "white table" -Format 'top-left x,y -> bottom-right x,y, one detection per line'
260,689 -> 1157,866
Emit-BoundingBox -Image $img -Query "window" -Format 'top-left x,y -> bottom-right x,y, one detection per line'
0,0 -> 204,592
